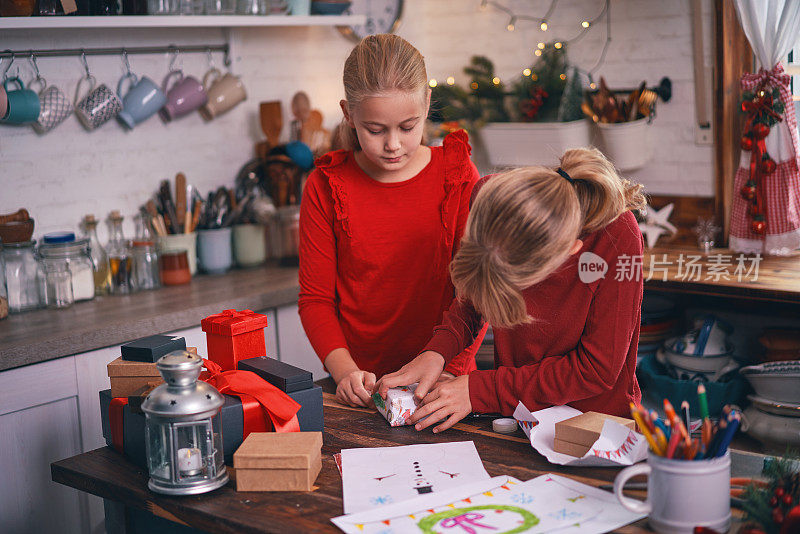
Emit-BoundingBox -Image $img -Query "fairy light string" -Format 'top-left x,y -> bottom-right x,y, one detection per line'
431,0 -> 611,90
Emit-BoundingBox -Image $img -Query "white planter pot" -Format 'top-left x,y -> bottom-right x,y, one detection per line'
595,118 -> 653,171
479,120 -> 592,168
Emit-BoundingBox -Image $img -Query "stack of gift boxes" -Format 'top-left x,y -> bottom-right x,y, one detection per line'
99,309 -> 324,474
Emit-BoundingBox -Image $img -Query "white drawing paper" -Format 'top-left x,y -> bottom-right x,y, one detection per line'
340,442 -> 490,514
332,473 -> 644,534
513,403 -> 648,467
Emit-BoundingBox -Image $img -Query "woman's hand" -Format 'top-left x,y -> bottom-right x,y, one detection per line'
408,375 -> 472,433
375,351 -> 446,401
336,369 -> 377,408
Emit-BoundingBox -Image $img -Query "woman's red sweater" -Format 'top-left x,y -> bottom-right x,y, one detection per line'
425,198 -> 644,418
298,130 -> 485,379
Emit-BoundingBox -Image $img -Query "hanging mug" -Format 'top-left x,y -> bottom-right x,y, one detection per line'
31,77 -> 73,134
1,77 -> 40,124
0,82 -> 8,120
117,72 -> 167,129
74,75 -> 122,131
199,68 -> 246,120
161,69 -> 207,121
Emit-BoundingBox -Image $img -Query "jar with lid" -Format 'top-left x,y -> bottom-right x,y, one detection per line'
1,240 -> 43,313
82,214 -> 111,295
106,211 -> 135,295
132,240 -> 161,291
38,233 -> 96,302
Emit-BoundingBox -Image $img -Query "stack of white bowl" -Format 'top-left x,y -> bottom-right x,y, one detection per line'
740,361 -> 800,448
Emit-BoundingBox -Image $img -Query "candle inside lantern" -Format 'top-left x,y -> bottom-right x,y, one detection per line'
177,447 -> 203,476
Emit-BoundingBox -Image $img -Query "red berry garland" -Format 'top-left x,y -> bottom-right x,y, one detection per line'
738,86 -> 786,236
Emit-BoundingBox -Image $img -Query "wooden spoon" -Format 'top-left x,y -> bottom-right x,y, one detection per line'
301,109 -> 323,148
260,101 -> 282,149
175,172 -> 186,233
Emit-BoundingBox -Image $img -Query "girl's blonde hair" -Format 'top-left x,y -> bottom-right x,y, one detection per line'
451,147 -> 646,329
333,33 -> 428,151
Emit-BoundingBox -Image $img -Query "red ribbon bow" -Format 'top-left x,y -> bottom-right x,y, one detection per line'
201,358 -> 301,435
742,63 -> 791,91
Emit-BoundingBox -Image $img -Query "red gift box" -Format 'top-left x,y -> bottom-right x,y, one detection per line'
201,309 -> 269,371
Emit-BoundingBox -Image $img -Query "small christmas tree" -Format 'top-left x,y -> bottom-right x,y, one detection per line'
430,44 -> 581,129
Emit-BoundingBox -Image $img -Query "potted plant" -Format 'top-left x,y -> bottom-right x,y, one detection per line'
430,46 -> 590,168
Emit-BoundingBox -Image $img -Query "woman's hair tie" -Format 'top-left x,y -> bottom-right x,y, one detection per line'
556,167 -> 574,184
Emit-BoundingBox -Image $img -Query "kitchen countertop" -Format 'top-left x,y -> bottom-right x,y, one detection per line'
0,263 -> 300,372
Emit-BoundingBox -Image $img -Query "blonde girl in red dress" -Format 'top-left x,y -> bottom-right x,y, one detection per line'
378,148 -> 647,431
299,34 -> 485,408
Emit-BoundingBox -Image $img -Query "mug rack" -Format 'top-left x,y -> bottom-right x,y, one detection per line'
0,44 -> 230,66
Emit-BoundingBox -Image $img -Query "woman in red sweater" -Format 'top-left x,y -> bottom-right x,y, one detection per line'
377,147 -> 646,431
299,34 -> 484,408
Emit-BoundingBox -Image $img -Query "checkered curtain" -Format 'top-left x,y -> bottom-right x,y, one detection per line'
730,0 -> 800,254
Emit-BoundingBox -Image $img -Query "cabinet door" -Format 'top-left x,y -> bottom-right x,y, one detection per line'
0,357 -> 87,534
275,304 -> 328,380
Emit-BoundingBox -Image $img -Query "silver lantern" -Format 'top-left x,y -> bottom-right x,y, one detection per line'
141,350 -> 228,495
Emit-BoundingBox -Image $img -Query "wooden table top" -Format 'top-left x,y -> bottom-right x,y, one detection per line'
643,246 -> 800,304
52,394 -> 658,534
0,263 -> 300,371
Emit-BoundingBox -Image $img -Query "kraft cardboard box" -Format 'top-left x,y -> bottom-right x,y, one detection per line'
233,432 -> 322,491
554,411 -> 636,457
107,357 -> 163,398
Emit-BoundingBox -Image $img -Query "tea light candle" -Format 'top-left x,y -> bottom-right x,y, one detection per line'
177,447 -> 202,475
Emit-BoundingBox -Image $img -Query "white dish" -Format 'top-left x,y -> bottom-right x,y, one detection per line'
743,406 -> 800,447
740,361 -> 800,403
748,394 -> 800,418
661,347 -> 738,375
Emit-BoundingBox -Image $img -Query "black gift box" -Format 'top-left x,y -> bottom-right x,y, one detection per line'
99,384 -> 323,467
238,356 -> 313,393
121,335 -> 186,363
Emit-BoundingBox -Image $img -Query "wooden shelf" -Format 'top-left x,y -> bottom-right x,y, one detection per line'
0,14 -> 363,30
643,246 -> 800,304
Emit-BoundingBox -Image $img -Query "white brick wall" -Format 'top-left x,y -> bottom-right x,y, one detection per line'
1,0 -> 714,241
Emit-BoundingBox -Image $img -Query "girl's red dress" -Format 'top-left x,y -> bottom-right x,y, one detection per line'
299,130 -> 484,379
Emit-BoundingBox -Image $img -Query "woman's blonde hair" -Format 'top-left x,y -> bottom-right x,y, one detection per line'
451,147 -> 646,329
333,33 -> 428,151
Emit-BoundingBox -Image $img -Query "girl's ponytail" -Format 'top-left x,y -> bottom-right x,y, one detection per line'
331,119 -> 359,151
559,147 -> 647,235
450,237 -> 530,329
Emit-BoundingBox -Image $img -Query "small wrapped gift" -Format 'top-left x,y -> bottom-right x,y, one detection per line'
554,411 -> 636,457
201,309 -> 268,371
107,357 -> 163,398
233,432 -> 322,492
372,384 -> 420,427
120,335 -> 186,362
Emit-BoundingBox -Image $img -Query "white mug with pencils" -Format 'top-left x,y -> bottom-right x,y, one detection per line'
613,386 -> 739,533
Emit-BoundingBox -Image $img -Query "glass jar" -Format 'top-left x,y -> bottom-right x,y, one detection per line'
82,214 -> 111,296
235,0 -> 265,14
38,238 -> 96,302
107,211 -> 135,295
132,241 -> 161,291
147,0 -> 178,13
1,241 -> 43,313
41,259 -> 74,309
206,0 -> 235,13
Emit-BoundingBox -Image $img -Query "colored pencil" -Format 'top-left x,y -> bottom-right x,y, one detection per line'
630,403 -> 662,455
664,399 -> 691,446
681,400 -> 691,433
697,384 -> 710,420
714,412 -> 740,457
666,425 -> 682,459
654,426 -> 668,453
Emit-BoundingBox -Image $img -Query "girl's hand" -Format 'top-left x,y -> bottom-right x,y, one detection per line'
336,370 -> 377,408
375,351 -> 446,401
408,375 -> 472,433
